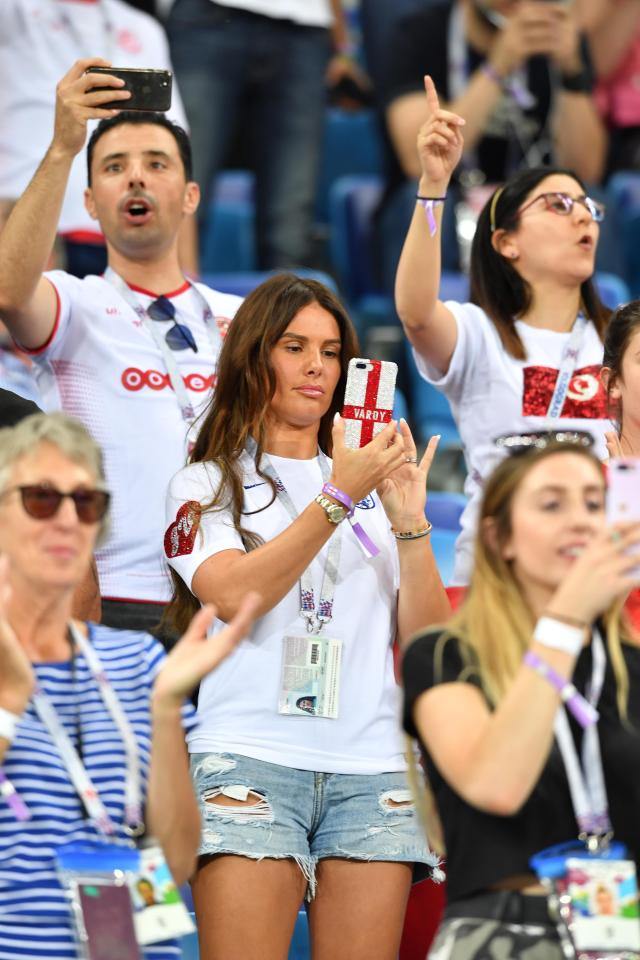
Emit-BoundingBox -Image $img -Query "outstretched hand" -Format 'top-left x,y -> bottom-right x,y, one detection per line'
0,556 -> 34,716
605,431 -> 624,461
52,59 -> 131,158
416,76 -> 464,192
378,423 -> 439,532
152,591 -> 261,710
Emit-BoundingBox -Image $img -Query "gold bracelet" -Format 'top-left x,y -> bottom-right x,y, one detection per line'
392,520 -> 433,540
542,609 -> 589,630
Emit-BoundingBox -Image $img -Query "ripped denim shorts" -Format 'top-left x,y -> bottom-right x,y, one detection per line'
190,752 -> 436,898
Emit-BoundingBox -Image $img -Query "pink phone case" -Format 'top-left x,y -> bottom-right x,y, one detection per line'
607,459 -> 640,526
341,358 -> 398,449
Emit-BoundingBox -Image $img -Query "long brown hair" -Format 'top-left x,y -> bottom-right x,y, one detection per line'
164,273 -> 360,633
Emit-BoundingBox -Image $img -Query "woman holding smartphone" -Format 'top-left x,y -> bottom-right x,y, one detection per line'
163,273 -> 451,960
395,76 -> 612,585
403,437 -> 640,958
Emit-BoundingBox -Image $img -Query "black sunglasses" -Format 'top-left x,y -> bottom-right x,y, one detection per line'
3,484 -> 111,523
147,296 -> 198,352
495,431 -> 595,455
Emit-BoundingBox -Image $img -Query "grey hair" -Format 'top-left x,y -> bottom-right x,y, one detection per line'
0,412 -> 110,544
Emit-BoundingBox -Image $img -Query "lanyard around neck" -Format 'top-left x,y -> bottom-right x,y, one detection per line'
544,312 -> 588,422
554,629 -> 611,847
245,440 -> 343,634
104,267 -> 221,422
447,4 -> 551,173
32,623 -> 144,838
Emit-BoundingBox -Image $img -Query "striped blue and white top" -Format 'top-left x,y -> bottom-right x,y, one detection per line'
0,623 -> 194,960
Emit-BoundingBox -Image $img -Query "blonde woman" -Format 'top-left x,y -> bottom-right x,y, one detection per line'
402,438 -> 640,958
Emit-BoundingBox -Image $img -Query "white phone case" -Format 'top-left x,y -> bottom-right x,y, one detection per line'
341,358 -> 398,449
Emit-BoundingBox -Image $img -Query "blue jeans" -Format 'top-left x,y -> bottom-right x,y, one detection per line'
191,752 -> 437,898
167,0 -> 331,269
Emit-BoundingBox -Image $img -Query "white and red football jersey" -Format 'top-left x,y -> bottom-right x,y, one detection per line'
26,271 -> 242,602
413,301 -> 610,584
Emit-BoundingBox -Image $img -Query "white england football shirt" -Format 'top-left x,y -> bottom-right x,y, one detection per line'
26,271 -> 242,602
165,452 -> 406,774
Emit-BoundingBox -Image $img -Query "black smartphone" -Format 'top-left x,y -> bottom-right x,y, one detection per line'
85,67 -> 172,112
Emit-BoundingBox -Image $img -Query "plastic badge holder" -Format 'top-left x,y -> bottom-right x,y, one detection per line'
531,841 -> 640,960
57,844 -> 142,960
57,842 -> 195,958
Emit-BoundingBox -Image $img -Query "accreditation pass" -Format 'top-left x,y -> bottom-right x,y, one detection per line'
278,635 -> 343,719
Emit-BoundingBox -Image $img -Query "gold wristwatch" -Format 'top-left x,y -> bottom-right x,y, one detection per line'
314,493 -> 348,524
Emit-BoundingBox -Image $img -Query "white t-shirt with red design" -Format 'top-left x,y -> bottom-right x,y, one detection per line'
27,270 -> 242,603
414,302 -> 610,584
0,0 -> 187,239
165,451 -> 405,774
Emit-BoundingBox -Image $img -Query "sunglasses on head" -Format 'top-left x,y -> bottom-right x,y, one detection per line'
2,484 -> 111,523
147,295 -> 198,352
495,431 -> 596,455
518,191 -> 606,223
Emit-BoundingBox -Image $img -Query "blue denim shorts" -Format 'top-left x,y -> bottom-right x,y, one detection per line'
191,752 -> 437,898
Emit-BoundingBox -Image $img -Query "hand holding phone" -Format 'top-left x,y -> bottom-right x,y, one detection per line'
607,458 -> 640,573
85,67 -> 172,112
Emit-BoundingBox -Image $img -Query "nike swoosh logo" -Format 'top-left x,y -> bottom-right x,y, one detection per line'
243,482 -> 267,489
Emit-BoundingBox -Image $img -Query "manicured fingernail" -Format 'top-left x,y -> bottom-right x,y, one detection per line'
334,412 -> 340,422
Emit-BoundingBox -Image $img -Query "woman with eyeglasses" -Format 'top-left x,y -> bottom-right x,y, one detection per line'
163,273 -> 451,960
0,411 -> 259,960
403,439 -> 640,958
395,76 -> 612,585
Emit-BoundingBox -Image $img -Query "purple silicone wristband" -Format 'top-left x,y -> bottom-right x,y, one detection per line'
0,769 -> 31,822
523,650 -> 599,729
322,482 -> 354,515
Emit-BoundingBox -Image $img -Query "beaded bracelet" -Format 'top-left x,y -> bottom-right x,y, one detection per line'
416,196 -> 447,238
392,520 -> 433,541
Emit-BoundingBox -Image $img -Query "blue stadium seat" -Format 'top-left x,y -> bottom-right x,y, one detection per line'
427,491 -> 467,532
202,270 -> 338,298
328,174 -> 384,303
430,528 -> 458,586
316,110 -> 384,225
181,909 -> 310,959
200,171 -> 256,274
604,173 -> 640,296
439,270 -> 469,303
405,342 -> 460,447
594,271 -> 630,310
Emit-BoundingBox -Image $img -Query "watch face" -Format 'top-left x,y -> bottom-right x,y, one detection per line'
327,502 -> 346,522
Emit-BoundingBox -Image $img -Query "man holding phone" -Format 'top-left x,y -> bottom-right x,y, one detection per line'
0,59 -> 243,636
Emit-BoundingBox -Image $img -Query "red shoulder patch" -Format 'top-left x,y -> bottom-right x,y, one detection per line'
164,501 -> 202,557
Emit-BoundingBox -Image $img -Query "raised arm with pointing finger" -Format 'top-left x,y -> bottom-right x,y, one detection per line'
394,76 -> 465,376
0,59 -> 130,348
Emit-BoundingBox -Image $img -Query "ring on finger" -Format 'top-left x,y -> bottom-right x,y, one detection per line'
611,529 -> 623,543
405,456 -> 418,464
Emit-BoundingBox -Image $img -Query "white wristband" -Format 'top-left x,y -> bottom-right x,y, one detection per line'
533,616 -> 585,657
0,706 -> 21,744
